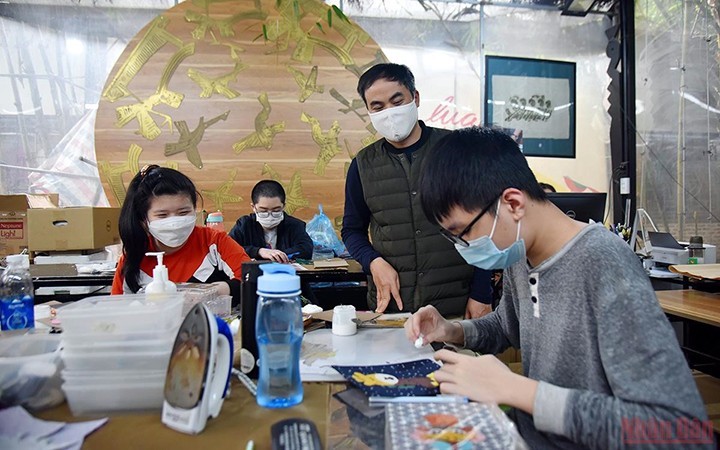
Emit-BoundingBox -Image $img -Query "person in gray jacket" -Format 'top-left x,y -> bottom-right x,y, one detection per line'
406,127 -> 712,449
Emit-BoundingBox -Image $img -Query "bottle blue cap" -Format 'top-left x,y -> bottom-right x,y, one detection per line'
207,212 -> 223,223
257,263 -> 300,295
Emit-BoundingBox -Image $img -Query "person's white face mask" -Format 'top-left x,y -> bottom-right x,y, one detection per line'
369,101 -> 418,142
147,214 -> 197,248
255,210 -> 283,229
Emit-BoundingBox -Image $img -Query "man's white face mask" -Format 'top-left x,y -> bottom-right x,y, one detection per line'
369,101 -> 418,143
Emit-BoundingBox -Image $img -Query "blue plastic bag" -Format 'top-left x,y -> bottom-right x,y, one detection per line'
305,204 -> 347,259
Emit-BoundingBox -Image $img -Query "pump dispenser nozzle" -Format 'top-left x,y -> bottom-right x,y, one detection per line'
145,251 -> 177,294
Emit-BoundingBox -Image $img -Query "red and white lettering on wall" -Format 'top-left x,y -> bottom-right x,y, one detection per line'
425,96 -> 480,128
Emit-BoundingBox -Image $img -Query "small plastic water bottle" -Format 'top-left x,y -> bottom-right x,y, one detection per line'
1,254 -> 35,331
255,263 -> 303,408
206,211 -> 225,232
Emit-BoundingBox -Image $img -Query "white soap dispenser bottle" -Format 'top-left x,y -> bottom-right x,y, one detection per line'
145,251 -> 177,294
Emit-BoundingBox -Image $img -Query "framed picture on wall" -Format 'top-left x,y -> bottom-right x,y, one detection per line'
484,56 -> 576,158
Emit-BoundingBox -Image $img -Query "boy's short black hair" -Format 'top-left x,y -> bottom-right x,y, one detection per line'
539,182 -> 556,193
357,63 -> 416,106
251,179 -> 285,204
419,127 -> 547,225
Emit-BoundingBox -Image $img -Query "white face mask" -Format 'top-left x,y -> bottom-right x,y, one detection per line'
369,100 -> 419,143
147,214 -> 197,248
255,210 -> 283,229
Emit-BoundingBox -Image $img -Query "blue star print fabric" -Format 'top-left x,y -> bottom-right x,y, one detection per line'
332,359 -> 442,398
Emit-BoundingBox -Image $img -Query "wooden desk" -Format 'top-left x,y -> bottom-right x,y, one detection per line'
30,260 -> 368,288
655,289 -> 720,327
298,259 -> 367,283
38,381 -> 333,450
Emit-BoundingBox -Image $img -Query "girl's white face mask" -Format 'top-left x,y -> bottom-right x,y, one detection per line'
147,214 -> 197,248
368,100 -> 418,143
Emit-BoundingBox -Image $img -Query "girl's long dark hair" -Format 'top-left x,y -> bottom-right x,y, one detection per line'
119,165 -> 198,292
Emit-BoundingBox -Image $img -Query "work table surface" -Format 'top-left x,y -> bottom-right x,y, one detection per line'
655,289 -> 720,327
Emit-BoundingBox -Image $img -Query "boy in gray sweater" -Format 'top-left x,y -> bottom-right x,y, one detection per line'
406,127 -> 712,448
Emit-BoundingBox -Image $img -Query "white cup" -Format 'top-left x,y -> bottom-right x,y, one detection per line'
332,305 -> 357,336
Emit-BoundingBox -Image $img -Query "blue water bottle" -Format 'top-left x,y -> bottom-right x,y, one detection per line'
0,254 -> 34,331
255,263 -> 303,408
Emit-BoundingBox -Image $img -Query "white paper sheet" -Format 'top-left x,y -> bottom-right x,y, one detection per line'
0,406 -> 107,450
300,328 -> 435,382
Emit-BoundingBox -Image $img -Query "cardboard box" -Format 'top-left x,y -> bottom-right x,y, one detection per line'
28,207 -> 121,252
0,194 -> 59,256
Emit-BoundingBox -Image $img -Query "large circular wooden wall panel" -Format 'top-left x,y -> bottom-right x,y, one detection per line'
95,0 -> 386,230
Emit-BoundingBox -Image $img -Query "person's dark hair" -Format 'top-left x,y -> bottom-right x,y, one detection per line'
419,127 -> 547,225
357,63 -> 416,106
119,165 -> 198,292
251,179 -> 285,204
539,182 -> 556,193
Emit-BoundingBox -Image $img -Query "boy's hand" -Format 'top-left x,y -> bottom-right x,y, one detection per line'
433,350 -> 538,414
258,248 -> 289,263
405,305 -> 464,346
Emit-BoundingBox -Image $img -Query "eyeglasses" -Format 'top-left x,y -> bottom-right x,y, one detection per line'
255,210 -> 283,219
439,196 -> 500,247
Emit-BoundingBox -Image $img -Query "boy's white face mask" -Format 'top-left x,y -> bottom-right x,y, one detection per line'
255,210 -> 284,229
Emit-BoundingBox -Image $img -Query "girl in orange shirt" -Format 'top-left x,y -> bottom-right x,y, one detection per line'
111,165 -> 250,304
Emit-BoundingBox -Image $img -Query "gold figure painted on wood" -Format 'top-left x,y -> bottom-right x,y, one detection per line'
261,163 -> 310,215
165,110 -> 231,169
201,168 -> 243,211
102,16 -> 184,103
185,5 -> 266,41
232,92 -> 285,153
300,112 -> 341,176
329,88 -> 367,121
187,60 -> 247,99
96,0 -> 389,228
98,144 -> 143,205
114,42 -> 195,140
287,65 -> 324,103
264,0 -> 352,66
344,50 -> 388,78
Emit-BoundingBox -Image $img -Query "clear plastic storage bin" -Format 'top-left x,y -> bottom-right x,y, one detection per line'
57,293 -> 184,335
0,334 -> 64,410
62,349 -> 171,372
63,379 -> 165,415
61,369 -> 165,385
61,336 -> 174,356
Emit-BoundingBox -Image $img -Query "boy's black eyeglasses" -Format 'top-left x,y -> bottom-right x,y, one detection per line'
439,196 -> 499,247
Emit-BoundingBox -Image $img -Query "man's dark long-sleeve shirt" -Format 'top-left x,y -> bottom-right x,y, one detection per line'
341,124 -> 493,304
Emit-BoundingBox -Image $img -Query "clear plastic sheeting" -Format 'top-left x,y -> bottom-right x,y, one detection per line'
28,110 -> 109,207
0,1 -> 175,200
635,0 -> 720,244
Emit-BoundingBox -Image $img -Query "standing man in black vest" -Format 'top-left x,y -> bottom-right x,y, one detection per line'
341,63 -> 493,318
